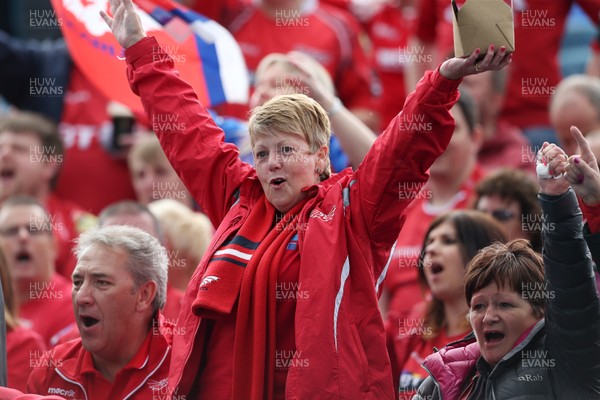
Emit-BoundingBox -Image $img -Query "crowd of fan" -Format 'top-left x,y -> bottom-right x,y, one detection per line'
0,0 -> 599,399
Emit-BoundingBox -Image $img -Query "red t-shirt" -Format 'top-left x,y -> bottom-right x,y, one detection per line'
224,4 -> 377,120
414,0 -> 466,59
7,326 -> 46,392
366,3 -> 416,128
55,66 -> 137,215
582,201 -> 600,234
320,0 -> 351,11
502,0 -> 600,129
385,165 -> 485,320
190,0 -> 250,26
196,233 -> 299,399
27,326 -> 171,400
19,274 -> 75,347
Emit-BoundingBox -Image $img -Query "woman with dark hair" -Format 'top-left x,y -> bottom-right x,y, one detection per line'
392,210 -> 506,399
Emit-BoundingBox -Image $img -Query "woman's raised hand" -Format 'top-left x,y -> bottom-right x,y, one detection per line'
536,126 -> 600,204
564,126 -> 600,205
439,45 -> 512,80
100,0 -> 146,49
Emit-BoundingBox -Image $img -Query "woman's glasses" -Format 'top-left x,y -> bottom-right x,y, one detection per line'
490,209 -> 516,222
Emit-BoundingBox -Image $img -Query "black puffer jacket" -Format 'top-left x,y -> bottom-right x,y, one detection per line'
414,189 -> 600,400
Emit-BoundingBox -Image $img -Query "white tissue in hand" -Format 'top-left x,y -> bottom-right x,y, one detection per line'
536,162 -> 552,179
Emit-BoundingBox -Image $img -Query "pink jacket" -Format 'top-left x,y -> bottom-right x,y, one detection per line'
125,36 -> 460,399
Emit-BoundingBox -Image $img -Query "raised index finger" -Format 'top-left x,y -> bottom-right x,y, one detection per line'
571,126 -> 593,157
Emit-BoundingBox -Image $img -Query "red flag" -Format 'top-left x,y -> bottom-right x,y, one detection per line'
51,0 -> 248,113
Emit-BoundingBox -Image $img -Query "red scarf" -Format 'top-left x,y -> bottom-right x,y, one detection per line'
193,196 -> 275,319
193,196 -> 306,399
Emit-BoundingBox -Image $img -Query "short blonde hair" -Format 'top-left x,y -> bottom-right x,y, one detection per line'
148,199 -> 213,268
248,94 -> 332,180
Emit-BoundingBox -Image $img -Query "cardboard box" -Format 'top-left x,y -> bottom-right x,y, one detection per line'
451,0 -> 515,58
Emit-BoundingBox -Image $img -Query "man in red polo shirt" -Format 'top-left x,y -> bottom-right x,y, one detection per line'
48,201 -> 185,344
27,225 -> 171,400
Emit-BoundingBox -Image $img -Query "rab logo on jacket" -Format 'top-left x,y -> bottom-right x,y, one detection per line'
200,275 -> 219,289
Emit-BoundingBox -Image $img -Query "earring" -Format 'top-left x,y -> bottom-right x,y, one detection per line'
316,168 -> 322,174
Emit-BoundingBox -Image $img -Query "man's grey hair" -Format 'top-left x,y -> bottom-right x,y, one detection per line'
74,225 -> 168,312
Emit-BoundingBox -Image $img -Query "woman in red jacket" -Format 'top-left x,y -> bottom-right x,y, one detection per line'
101,1 -> 512,398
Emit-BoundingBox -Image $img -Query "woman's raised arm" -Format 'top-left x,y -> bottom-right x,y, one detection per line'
101,0 -> 253,226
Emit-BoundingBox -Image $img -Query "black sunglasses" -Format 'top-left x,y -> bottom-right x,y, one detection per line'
490,209 -> 515,221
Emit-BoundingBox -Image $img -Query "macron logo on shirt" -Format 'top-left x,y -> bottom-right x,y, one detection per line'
48,388 -> 75,398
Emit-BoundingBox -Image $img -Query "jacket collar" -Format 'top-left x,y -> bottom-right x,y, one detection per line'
422,320 -> 547,400
78,329 -> 153,376
422,333 -> 480,400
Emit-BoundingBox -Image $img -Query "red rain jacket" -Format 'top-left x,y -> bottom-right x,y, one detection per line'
125,36 -> 460,399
